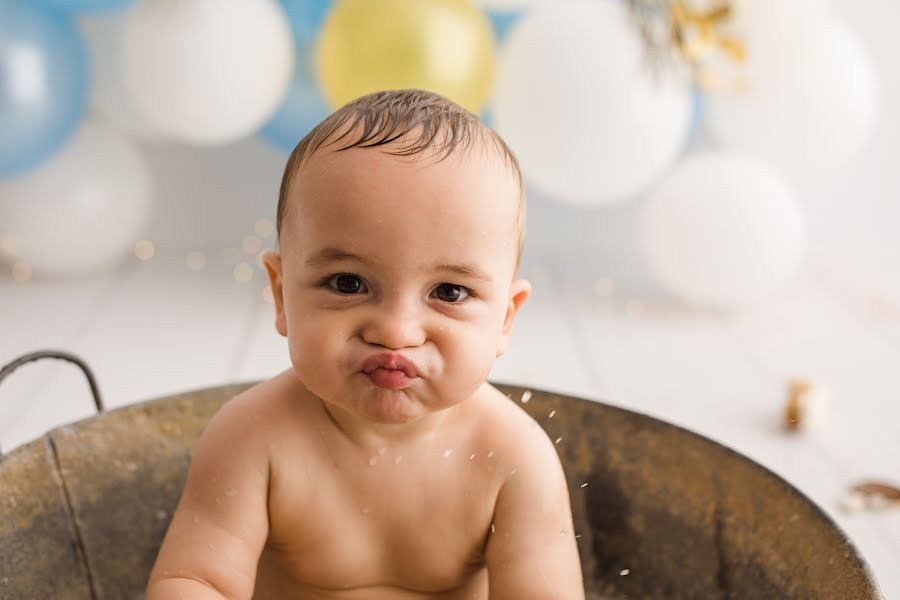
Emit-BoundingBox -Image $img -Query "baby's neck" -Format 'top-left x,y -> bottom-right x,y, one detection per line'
316,396 -> 462,453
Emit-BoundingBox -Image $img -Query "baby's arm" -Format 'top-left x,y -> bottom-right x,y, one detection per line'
146,394 -> 271,599
485,427 -> 585,600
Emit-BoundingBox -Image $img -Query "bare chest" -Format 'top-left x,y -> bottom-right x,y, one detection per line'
261,445 -> 502,595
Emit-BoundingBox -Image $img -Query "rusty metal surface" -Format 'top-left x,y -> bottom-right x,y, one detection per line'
0,437 -> 92,599
49,383 -> 249,599
0,381 -> 883,599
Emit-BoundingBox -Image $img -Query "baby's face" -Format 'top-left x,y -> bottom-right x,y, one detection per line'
264,143 -> 530,426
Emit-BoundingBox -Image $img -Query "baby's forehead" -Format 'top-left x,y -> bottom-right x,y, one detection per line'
292,142 -> 519,213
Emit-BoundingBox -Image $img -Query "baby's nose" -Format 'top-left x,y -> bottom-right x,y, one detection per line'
360,300 -> 427,349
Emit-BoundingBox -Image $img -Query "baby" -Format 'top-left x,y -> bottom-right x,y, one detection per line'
146,89 -> 584,599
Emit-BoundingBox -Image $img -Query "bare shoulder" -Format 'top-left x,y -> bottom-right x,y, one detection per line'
224,368 -> 320,437
479,384 -> 585,598
473,383 -> 561,474
146,372 -> 307,598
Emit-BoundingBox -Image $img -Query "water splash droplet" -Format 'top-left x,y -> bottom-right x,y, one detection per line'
394,455 -> 403,465
369,456 -> 378,466
548,410 -> 556,418
469,453 -> 476,460
520,390 -> 532,403
442,448 -> 454,459
378,447 -> 387,456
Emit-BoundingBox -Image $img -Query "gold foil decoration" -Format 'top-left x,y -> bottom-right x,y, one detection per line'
627,0 -> 745,89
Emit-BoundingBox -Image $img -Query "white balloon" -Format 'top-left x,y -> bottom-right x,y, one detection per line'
120,0 -> 293,145
640,152 -> 808,310
78,12 -> 164,141
491,0 -> 692,205
704,3 -> 878,179
0,120 -> 152,278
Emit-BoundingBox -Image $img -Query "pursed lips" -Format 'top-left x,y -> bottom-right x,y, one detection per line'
361,352 -> 419,378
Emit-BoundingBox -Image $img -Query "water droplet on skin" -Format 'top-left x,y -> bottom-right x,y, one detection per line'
491,524 -> 495,533
369,456 -> 378,466
394,455 -> 403,465
225,488 -> 237,497
443,448 -> 453,459
378,447 -> 387,455
509,468 -> 518,476
487,451 -> 495,459
559,528 -> 567,536
469,453 -> 476,460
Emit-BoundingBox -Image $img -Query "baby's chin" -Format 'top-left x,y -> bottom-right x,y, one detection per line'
348,389 -> 427,425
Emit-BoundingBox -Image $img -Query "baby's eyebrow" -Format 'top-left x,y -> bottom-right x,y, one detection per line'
304,246 -> 492,283
304,247 -> 367,269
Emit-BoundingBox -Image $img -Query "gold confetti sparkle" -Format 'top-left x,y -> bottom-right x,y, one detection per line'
185,251 -> 206,271
233,262 -> 253,283
11,261 -> 32,282
593,277 -> 616,297
254,218 -> 274,238
0,235 -> 19,258
223,247 -> 242,265
134,240 -> 155,261
625,300 -> 646,317
242,235 -> 262,255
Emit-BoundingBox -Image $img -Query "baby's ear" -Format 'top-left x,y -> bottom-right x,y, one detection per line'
262,250 -> 288,337
496,278 -> 531,358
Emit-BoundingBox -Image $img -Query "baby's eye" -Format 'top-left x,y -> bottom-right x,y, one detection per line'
433,283 -> 470,303
326,273 -> 368,294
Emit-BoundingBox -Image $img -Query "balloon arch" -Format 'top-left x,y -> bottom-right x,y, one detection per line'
0,0 -> 878,310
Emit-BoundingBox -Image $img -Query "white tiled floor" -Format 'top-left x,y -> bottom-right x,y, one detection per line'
1,248 -> 898,597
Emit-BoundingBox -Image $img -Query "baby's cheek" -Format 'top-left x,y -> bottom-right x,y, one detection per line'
443,332 -> 497,390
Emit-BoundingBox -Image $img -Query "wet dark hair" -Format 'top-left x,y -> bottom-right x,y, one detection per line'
275,88 -> 526,276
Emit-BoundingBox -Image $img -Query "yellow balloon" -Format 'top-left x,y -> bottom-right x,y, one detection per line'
316,0 -> 496,114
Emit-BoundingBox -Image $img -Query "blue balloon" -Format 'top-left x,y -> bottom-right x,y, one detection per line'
0,1 -> 89,177
34,0 -> 136,13
260,0 -> 332,153
280,0 -> 332,38
684,86 -> 706,149
486,9 -> 524,43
